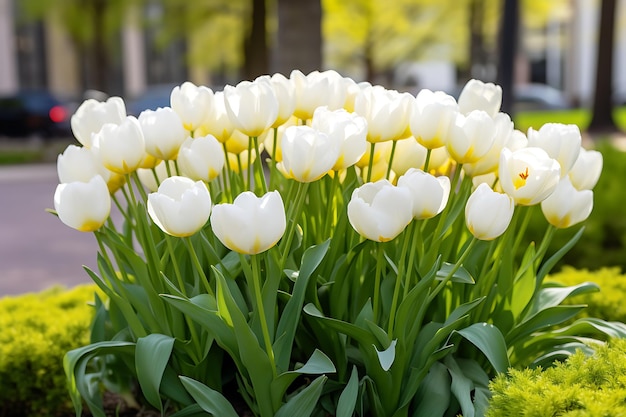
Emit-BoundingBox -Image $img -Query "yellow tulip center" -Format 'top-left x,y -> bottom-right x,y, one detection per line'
514,167 -> 529,190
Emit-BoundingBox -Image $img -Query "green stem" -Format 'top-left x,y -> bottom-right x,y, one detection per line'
323,173 -> 341,239
252,254 -> 277,376
403,222 -> 420,298
427,237 -> 477,304
184,237 -> 214,297
512,205 -> 534,256
388,225 -> 413,337
366,142 -> 376,183
252,136 -> 268,194
386,140 -> 398,180
279,181 -> 309,270
373,242 -> 386,321
269,128 -> 278,190
423,148 -> 432,172
165,160 -> 173,177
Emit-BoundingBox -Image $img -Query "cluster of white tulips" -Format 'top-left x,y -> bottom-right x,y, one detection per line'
54,70 -> 601,252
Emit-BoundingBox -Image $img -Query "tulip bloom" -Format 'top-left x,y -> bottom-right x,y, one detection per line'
499,147 -> 561,206
57,144 -> 105,184
280,125 -> 340,183
262,73 -> 296,128
139,107 -> 187,160
347,180 -> 413,242
568,148 -> 603,191
170,81 -> 214,132
354,85 -> 413,143
178,135 -> 225,182
410,89 -> 459,149
457,79 -> 502,118
224,79 -> 279,137
54,175 -> 111,232
147,176 -> 212,237
198,91 -> 235,143
446,110 -> 496,164
390,137 -> 428,177
291,69 -> 347,120
96,117 -> 146,175
311,106 -> 368,171
71,97 -> 126,148
541,176 -> 593,229
462,112 -> 516,177
527,123 -> 581,178
137,160 -> 176,192
465,183 -> 514,240
397,168 -> 450,219
211,191 -> 286,254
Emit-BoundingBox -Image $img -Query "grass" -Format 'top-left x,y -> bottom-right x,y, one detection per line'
513,106 -> 626,132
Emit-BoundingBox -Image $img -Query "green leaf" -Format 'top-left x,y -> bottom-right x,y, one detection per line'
275,375 -> 327,417
304,303 -> 377,346
337,366 -> 360,417
179,376 -> 239,417
507,305 -> 587,345
436,262 -> 475,284
271,349 -> 336,403
537,227 -> 584,283
168,404 -> 208,417
444,356 -> 475,417
412,361 -> 451,417
456,323 -> 510,373
135,334 -> 175,411
375,339 -> 397,371
527,282 -> 600,317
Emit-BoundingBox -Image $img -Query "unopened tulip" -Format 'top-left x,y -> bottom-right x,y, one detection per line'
178,135 -> 225,182
311,107 -> 367,171
198,91 -> 235,143
280,125 -> 340,183
499,147 -> 561,206
541,176 -> 593,228
224,79 -> 279,137
138,107 -> 187,160
390,137 -> 428,177
462,112 -> 516,177
54,175 -> 111,232
170,81 -> 214,132
96,117 -> 146,175
291,69 -> 347,120
457,79 -> 502,118
354,85 -> 413,143
347,180 -> 413,242
527,123 -> 581,178
71,97 -> 126,148
262,73 -> 296,128
465,183 -> 514,240
211,191 -> 286,254
57,144 -> 104,184
397,168 -> 450,219
147,176 -> 212,237
446,110 -> 496,164
568,148 -> 603,191
410,89 -> 459,149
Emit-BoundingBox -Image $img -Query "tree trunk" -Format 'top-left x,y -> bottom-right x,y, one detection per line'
91,0 -> 109,93
496,0 -> 519,116
467,0 -> 487,80
272,0 -> 322,76
243,0 -> 268,80
588,0 -> 619,134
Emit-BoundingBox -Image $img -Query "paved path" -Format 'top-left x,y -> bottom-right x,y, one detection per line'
0,163 -> 98,296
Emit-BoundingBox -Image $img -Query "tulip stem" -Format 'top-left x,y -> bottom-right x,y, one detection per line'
373,242 -> 386,321
268,128 -> 278,190
323,173 -> 341,238
386,141 -> 398,180
388,225 -> 413,337
184,237 -> 214,297
366,142 -> 376,182
251,136 -> 268,194
222,142 -> 233,201
423,148 -> 432,173
403,221 -> 420,299
279,181 -> 309,270
428,237 -> 477,304
251,254 -> 277,376
512,205 -> 533,256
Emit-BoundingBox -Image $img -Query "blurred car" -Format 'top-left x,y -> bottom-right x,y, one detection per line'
512,83 -> 571,112
0,89 -> 73,139
126,84 -> 177,117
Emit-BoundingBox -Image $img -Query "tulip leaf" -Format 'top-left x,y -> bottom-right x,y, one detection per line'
444,355 -> 475,417
304,304 -> 377,346
507,305 -> 587,345
527,282 -> 600,317
455,322 -> 510,373
275,375 -> 327,417
374,339 -> 397,371
436,262 -> 475,284
537,227 -> 584,283
336,366 -> 360,417
167,404 -> 207,417
412,361 -> 451,417
271,349 -> 336,404
179,376 -> 239,417
135,334 -> 175,411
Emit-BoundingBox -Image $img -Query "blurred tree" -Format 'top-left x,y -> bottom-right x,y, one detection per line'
496,0 -> 519,115
588,0 -> 619,133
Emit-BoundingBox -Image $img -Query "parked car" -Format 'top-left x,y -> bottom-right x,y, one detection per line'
512,83 -> 571,112
126,84 -> 177,117
0,89 -> 73,139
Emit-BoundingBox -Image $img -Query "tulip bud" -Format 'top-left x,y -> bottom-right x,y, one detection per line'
457,79 -> 502,118
54,175 -> 111,232
57,144 -> 104,184
465,183 -> 514,240
138,107 -> 187,160
280,125 -> 340,183
410,89 -> 458,149
170,81 -> 214,132
347,180 -> 413,242
527,123 -> 581,178
211,191 -> 286,254
71,97 -> 126,148
541,176 -> 593,228
499,147 -> 561,206
397,168 -> 450,219
446,110 -> 496,164
147,176 -> 212,237
224,79 -> 279,137
96,117 -> 146,175
178,135 -> 225,182
568,148 -> 603,191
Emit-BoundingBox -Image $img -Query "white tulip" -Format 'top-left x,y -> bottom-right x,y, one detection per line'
71,97 -> 126,148
137,160 -> 176,192
211,191 -> 286,254
200,91 -> 235,143
465,183 -> 514,240
96,117 -> 146,175
527,123 -> 581,178
446,110 -> 496,164
568,148 -> 603,191
280,125 -> 340,183
397,168 -> 450,219
291,69 -> 347,120
457,79 -> 502,118
170,81 -> 214,132
138,107 -> 187,160
178,135 -> 225,182
347,180 -> 413,242
311,106 -> 368,171
462,112 -> 515,177
261,73 -> 296,128
147,176 -> 212,237
57,144 -> 104,184
410,89 -> 459,149
390,137 -> 428,177
54,175 -> 111,232
499,147 -> 561,206
541,176 -> 593,229
224,79 -> 279,137
354,85 -> 413,143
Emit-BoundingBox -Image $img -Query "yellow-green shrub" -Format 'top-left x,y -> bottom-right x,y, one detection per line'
547,267 -> 626,323
487,339 -> 626,416
0,285 -> 100,417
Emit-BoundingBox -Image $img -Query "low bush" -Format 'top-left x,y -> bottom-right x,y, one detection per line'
0,285 -> 99,417
486,338 -> 626,416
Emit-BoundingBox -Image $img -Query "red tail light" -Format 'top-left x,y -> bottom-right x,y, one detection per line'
49,105 -> 67,123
